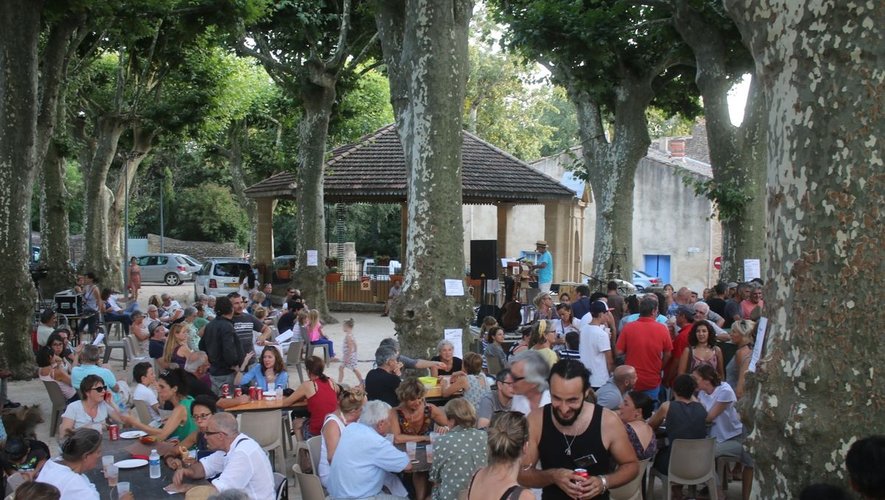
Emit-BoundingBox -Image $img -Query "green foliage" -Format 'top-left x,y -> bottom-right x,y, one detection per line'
168,183 -> 250,246
329,65 -> 394,147
646,107 -> 695,139
343,204 -> 402,259
679,169 -> 752,222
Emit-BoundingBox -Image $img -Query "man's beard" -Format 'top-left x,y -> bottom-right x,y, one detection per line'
552,402 -> 584,427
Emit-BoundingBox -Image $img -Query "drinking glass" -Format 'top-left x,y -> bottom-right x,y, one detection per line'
406,441 -> 417,461
425,444 -> 434,463
106,465 -> 119,487
117,482 -> 130,495
102,455 -> 115,476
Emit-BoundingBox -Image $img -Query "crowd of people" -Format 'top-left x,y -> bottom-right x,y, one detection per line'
3,271 -> 882,500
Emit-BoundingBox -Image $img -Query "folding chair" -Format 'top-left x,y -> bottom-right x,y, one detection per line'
647,438 -> 717,500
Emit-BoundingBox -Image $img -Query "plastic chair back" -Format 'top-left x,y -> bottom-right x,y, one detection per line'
133,399 -> 153,424
274,471 -> 288,500
306,435 -> 322,475
668,437 -> 716,484
610,459 -> 649,500
286,341 -> 305,383
486,354 -> 503,376
240,410 -> 284,472
42,380 -> 68,437
292,464 -> 327,500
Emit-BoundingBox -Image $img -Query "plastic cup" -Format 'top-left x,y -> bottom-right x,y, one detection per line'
106,465 -> 119,487
429,432 -> 440,445
425,444 -> 434,463
117,482 -> 130,495
406,442 -> 417,461
102,455 -> 115,476
268,383 -> 276,393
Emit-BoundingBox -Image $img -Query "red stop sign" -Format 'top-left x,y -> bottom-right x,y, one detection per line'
713,256 -> 722,270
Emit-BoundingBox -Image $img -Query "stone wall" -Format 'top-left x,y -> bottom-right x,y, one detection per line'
146,234 -> 244,261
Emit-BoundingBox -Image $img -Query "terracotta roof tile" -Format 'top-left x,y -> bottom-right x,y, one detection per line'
245,124 -> 575,204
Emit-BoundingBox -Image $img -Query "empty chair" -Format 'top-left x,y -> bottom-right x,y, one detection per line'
307,342 -> 330,363
42,380 -> 68,437
102,329 -> 129,368
647,438 -> 717,500
286,340 -> 305,383
105,321 -> 124,339
292,464 -> 326,500
610,459 -> 650,500
239,410 -> 285,473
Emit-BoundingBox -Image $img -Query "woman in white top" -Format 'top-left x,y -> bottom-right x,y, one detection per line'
318,388 -> 367,488
58,375 -> 126,437
693,364 -> 754,500
36,428 -> 133,500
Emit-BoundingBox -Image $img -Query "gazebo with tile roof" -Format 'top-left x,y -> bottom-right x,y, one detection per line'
245,124 -> 588,282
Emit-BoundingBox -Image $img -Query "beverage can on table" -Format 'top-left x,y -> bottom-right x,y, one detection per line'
234,387 -> 242,398
249,387 -> 257,400
108,424 -> 119,441
221,384 -> 230,398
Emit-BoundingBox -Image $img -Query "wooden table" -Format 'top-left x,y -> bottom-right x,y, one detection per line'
225,396 -> 308,417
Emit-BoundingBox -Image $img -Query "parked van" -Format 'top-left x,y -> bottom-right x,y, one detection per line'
361,258 -> 402,281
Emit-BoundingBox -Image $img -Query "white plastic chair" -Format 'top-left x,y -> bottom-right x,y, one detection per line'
293,464 -> 326,500
240,410 -> 285,473
610,459 -> 649,500
647,438 -> 717,500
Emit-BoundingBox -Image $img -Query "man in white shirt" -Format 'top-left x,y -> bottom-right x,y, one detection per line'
579,301 -> 615,390
328,400 -> 411,499
509,350 -> 551,415
172,412 -> 274,498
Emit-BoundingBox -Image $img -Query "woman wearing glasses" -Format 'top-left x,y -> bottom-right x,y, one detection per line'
57,375 -> 127,437
37,332 -> 79,404
121,368 -> 198,444
166,395 -> 218,470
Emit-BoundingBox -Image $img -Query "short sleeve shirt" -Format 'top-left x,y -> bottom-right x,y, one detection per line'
365,368 -> 401,407
430,427 -> 488,500
232,313 -> 264,360
616,317 -> 673,391
61,401 -> 112,431
477,391 -> 510,424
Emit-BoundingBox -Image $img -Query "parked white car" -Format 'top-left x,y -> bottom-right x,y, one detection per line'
193,258 -> 253,298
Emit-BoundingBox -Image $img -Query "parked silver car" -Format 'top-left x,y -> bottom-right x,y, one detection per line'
193,258 -> 253,298
134,253 -> 198,286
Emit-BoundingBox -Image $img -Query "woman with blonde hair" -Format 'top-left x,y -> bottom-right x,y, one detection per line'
430,398 -> 488,500
465,411 -> 533,500
162,322 -> 192,370
318,387 -> 367,488
529,320 -> 559,367
725,319 -> 756,398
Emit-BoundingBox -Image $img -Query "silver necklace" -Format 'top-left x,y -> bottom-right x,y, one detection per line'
563,432 -> 578,456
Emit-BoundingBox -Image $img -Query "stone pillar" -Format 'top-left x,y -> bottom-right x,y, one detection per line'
544,200 -> 576,283
497,203 -> 512,259
254,198 -> 276,269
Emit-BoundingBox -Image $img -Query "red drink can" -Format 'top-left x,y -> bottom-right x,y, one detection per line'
574,468 -> 589,480
234,387 -> 242,398
221,384 -> 230,398
108,424 -> 119,441
248,387 -> 256,400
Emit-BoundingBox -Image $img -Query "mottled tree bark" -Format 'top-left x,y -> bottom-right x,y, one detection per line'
80,116 -> 127,287
672,0 -> 766,281
108,125 -> 154,279
723,0 -> 885,496
568,78 -> 653,277
0,0 -> 43,375
41,137 -> 75,296
376,0 -> 475,358
218,121 -> 257,261
292,77 -> 336,323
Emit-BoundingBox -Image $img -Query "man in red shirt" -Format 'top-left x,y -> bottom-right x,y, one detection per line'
741,283 -> 765,319
615,297 -> 672,403
664,305 -> 696,387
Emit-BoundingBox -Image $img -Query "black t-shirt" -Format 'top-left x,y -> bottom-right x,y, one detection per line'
707,298 -> 727,318
365,368 -> 401,407
430,356 -> 463,376
277,312 -> 296,336
232,313 -> 264,362
149,339 -> 165,359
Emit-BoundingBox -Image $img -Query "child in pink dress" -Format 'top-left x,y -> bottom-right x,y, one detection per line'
306,309 -> 338,361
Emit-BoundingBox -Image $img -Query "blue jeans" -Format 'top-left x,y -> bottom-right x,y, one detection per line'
641,386 -> 662,409
311,338 -> 336,358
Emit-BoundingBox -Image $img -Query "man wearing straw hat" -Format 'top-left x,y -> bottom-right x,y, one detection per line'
532,240 -> 554,293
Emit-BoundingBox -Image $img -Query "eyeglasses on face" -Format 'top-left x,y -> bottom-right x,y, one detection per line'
193,413 -> 212,421
203,430 -> 225,436
510,375 -> 526,383
89,386 -> 107,393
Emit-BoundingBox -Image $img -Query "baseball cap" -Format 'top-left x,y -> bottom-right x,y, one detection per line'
590,300 -> 613,315
148,320 -> 163,335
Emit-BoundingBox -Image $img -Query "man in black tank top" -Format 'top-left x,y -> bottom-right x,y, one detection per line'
518,360 -> 640,500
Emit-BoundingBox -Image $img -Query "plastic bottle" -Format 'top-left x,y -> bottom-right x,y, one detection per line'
276,385 -> 283,400
149,449 -> 161,478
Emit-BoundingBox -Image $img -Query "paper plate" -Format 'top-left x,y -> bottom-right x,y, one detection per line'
114,459 -> 148,469
119,430 -> 147,439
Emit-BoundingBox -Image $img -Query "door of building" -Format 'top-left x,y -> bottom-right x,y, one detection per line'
644,254 -> 671,284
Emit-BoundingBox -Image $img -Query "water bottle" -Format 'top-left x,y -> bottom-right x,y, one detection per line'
149,449 -> 161,479
276,385 -> 283,400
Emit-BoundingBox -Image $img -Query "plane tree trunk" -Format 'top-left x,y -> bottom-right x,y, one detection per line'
671,0 -> 766,281
375,0 -> 476,358
0,0 -> 43,375
723,0 -> 885,496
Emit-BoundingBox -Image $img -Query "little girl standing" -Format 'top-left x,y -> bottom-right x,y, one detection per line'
338,318 -> 362,385
306,309 -> 338,361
